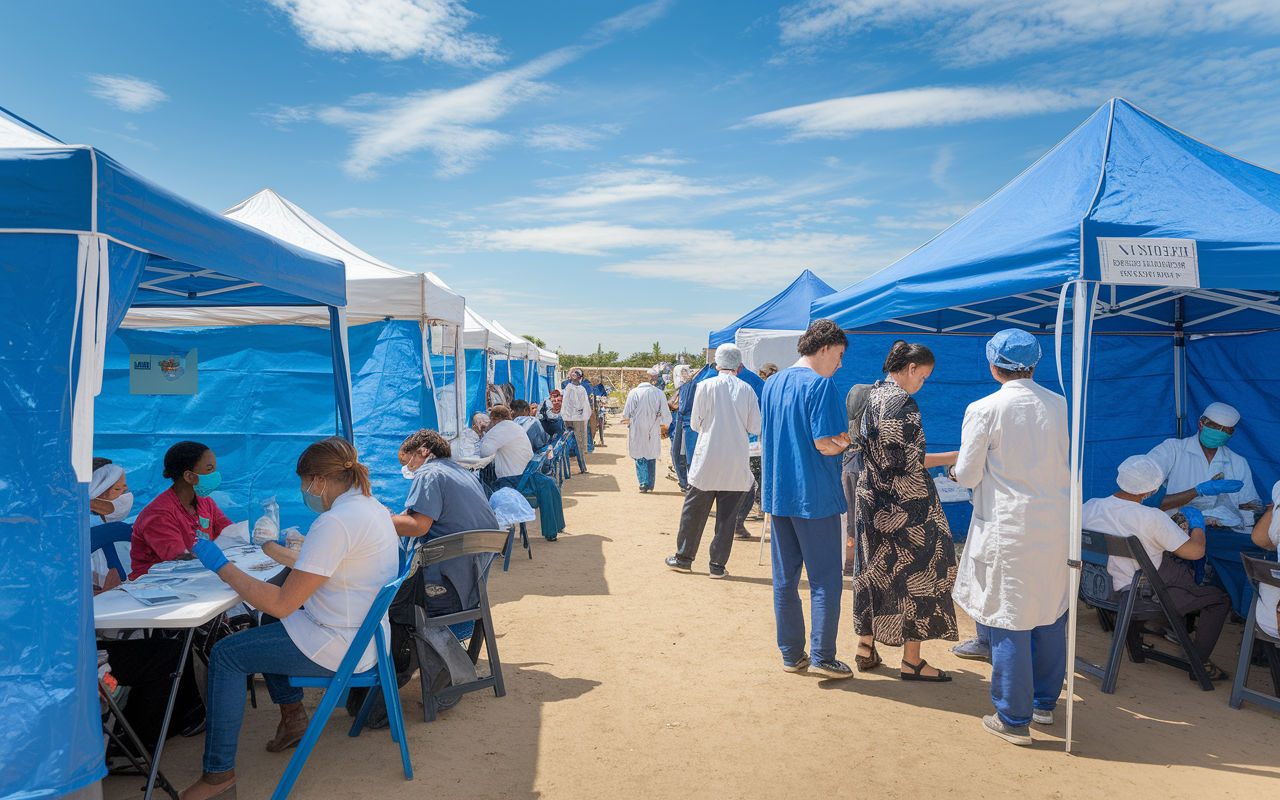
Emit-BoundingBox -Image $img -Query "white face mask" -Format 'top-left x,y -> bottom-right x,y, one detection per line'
401,464 -> 416,480
101,491 -> 134,523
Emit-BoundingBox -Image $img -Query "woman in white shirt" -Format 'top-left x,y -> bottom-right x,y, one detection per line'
181,437 -> 399,800
1250,481 -> 1280,640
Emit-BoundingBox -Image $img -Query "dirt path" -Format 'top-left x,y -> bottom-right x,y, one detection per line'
112,428 -> 1280,799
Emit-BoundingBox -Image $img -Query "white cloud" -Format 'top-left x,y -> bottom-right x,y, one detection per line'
312,2 -> 668,178
268,0 -> 503,67
630,149 -> 691,165
499,168 -> 743,213
740,85 -> 1093,139
778,1 -> 1280,66
525,123 -> 620,151
454,221 -> 873,286
258,104 -> 314,130
326,207 -> 399,218
86,74 -> 168,113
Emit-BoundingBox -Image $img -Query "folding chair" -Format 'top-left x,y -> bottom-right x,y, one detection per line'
410,530 -> 509,722
1229,554 -> 1280,713
1075,529 -> 1215,693
270,550 -> 417,800
91,521 -> 133,577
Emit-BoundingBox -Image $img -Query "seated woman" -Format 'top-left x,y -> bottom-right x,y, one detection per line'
479,405 -> 534,484
539,390 -> 566,437
393,429 -> 500,615
130,441 -> 233,580
180,437 -> 399,800
511,399 -> 550,450
89,456 -> 132,590
1250,480 -> 1280,640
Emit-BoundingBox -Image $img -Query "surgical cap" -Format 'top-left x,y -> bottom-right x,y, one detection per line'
986,328 -> 1041,371
715,343 -> 743,372
1202,402 -> 1240,428
90,463 -> 124,499
1116,455 -> 1165,495
647,367 -> 661,379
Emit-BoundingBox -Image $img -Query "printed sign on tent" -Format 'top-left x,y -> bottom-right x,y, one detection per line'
1097,237 -> 1199,288
130,348 -> 198,395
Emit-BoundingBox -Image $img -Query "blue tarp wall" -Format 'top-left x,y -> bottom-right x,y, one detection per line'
833,330 -> 1279,508
94,321 -> 438,529
465,349 -> 488,419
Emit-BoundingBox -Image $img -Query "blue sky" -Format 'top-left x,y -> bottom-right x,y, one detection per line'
5,0 -> 1280,354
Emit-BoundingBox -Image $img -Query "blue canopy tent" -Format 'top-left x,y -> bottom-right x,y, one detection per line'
709,269 -> 836,347
0,107 -> 348,799
811,98 -> 1280,750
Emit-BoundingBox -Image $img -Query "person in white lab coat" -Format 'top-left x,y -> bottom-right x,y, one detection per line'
1145,402 -> 1261,532
665,344 -> 761,578
948,329 -> 1071,746
561,369 -> 591,474
622,368 -> 672,492
1249,481 -> 1280,641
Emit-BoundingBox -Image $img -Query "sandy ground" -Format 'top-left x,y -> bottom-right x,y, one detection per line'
106,427 -> 1280,800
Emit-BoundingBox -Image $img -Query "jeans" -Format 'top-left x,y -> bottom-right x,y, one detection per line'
675,486 -> 748,568
978,610 -> 1068,728
771,513 -> 843,665
203,620 -> 334,772
635,458 -> 656,490
730,477 -> 756,535
683,423 -> 698,465
669,413 -> 688,489
567,420 -> 588,472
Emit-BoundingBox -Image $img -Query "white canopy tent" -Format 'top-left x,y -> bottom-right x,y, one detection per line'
126,188 -> 468,437
733,328 -> 802,373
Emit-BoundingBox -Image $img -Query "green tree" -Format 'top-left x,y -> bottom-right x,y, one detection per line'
522,334 -> 547,349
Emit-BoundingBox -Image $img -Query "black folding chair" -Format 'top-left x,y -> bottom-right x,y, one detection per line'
410,530 -> 509,722
1229,554 -> 1280,713
1075,529 -> 1215,693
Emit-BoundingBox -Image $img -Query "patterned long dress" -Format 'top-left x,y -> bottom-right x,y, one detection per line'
852,379 -> 958,646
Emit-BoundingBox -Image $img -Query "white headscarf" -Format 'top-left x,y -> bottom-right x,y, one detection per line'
673,365 -> 693,388
90,464 -> 124,499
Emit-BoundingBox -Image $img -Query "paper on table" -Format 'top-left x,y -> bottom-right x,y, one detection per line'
120,584 -> 197,607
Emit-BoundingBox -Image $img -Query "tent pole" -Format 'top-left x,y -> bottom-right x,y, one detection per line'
454,322 -> 466,439
328,306 -> 354,443
420,317 -> 439,433
1064,280 -> 1096,754
1174,297 -> 1185,438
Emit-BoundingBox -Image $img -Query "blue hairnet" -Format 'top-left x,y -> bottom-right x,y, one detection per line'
986,328 -> 1041,371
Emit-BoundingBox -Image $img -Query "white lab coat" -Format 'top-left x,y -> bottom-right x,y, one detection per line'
622,382 -> 671,460
1145,435 -> 1260,532
952,379 -> 1071,631
561,383 -> 591,422
688,372 -> 761,492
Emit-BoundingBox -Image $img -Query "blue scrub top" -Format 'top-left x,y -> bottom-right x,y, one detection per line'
738,367 -> 765,400
760,366 -> 847,519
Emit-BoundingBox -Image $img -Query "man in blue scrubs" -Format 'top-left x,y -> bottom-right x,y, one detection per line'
760,319 -> 853,679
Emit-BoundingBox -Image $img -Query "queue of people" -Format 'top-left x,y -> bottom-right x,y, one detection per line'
659,317 -> 1275,748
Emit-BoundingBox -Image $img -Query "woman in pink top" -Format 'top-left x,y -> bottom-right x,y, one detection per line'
129,441 -> 232,579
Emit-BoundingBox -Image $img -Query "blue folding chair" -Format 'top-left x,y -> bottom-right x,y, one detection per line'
270,547 -> 418,800
90,521 -> 132,577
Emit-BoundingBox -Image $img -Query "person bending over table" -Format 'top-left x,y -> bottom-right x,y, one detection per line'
1082,455 -> 1233,681
130,441 -> 233,580
179,437 -> 399,800
1250,481 -> 1280,640
1146,402 -> 1260,531
479,405 -> 534,483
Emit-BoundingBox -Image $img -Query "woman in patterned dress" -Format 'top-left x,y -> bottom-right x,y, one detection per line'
853,341 -> 960,681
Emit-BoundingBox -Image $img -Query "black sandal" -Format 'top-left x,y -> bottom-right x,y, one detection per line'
900,659 -> 951,682
854,641 -> 882,672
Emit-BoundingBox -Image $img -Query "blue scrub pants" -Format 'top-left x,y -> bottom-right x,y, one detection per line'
771,513 -> 843,665
683,422 -> 698,467
635,458 -> 656,490
977,610 -> 1068,728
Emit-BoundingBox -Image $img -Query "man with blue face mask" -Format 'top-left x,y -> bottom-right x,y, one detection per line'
1146,402 -> 1261,534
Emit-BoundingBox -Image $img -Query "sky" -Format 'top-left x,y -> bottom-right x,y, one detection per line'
5,0 -> 1280,355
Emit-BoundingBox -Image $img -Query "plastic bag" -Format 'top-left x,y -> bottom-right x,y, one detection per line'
253,495 -> 281,545
489,488 -> 535,527
283,527 -> 305,550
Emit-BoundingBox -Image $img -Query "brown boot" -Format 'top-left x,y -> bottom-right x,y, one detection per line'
265,702 -> 310,753
179,769 -> 236,799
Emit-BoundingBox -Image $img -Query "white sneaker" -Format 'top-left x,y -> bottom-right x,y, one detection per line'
1032,708 -> 1053,725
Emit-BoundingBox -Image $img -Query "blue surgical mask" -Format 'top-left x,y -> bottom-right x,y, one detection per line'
1199,426 -> 1232,449
301,478 -> 326,514
192,471 -> 221,498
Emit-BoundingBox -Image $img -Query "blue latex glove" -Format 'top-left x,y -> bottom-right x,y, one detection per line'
1195,478 -> 1243,497
1179,505 -> 1206,532
192,539 -> 230,573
